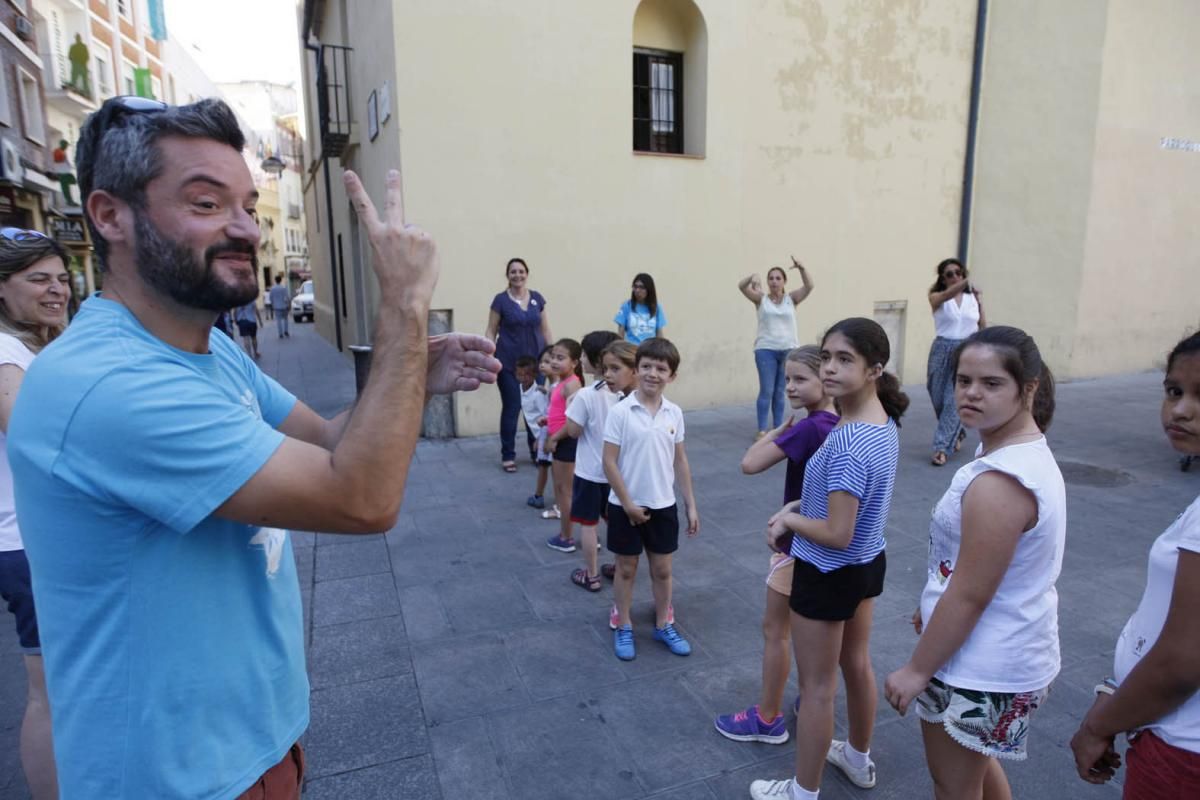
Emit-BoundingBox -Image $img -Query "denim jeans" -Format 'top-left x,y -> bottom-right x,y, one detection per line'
754,348 -> 789,431
275,313 -> 289,337
927,336 -> 964,454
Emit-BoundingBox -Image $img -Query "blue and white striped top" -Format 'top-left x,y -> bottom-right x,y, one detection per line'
790,420 -> 900,572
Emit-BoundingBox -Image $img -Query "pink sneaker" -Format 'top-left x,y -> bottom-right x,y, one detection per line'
609,603 -> 673,629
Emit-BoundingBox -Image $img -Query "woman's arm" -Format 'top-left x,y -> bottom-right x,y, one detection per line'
1076,550 -> 1200,738
741,417 -> 795,474
539,306 -> 553,345
975,291 -> 987,329
0,364 -> 27,433
789,258 -> 814,304
485,308 -> 500,341
928,281 -> 968,311
738,274 -> 764,304
884,472 -> 1035,714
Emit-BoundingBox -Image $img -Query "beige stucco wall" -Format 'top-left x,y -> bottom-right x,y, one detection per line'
1072,0 -> 1200,373
305,0 -> 977,436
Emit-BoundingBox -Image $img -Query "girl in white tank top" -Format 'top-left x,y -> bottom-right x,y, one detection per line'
883,326 -> 1065,797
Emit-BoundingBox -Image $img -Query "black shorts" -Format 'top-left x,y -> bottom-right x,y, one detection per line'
552,436 -> 577,463
606,503 -> 678,556
570,477 -> 609,525
0,550 -> 40,652
236,320 -> 258,337
789,550 -> 886,621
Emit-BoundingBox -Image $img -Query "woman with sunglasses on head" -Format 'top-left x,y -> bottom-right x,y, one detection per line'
614,273 -> 666,344
0,228 -> 69,799
927,258 -> 985,467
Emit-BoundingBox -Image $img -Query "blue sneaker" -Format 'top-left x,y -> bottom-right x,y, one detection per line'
526,494 -> 545,509
714,705 -> 789,744
546,535 -> 576,553
614,624 -> 635,660
652,623 -> 691,656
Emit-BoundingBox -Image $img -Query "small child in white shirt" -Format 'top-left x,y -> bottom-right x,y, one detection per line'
519,349 -> 554,508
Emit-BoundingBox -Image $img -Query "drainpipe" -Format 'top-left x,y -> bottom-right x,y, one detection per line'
957,0 -> 988,262
306,39 -> 344,351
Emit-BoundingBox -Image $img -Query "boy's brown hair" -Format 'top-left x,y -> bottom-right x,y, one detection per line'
635,337 -> 680,375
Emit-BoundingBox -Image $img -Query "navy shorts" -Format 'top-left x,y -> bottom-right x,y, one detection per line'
0,550 -> 40,653
236,320 -> 258,337
789,550 -> 886,621
552,436 -> 577,463
606,503 -> 678,556
570,477 -> 609,525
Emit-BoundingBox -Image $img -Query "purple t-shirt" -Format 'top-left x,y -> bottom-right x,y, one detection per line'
775,410 -> 839,503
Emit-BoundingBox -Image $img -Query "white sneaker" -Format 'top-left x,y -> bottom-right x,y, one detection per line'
541,505 -> 561,519
826,739 -> 876,788
749,778 -> 797,799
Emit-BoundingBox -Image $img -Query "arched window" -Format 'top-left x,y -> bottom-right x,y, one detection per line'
632,0 -> 707,157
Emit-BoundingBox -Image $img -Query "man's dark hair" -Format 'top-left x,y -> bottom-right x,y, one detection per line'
76,98 -> 246,270
635,337 -> 680,375
580,330 -> 620,369
514,355 -> 538,371
274,275 -> 282,284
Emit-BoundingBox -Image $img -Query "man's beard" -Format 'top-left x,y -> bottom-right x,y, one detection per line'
133,211 -> 260,311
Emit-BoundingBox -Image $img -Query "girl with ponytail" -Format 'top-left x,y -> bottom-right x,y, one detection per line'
884,325 -> 1066,799
751,318 -> 904,800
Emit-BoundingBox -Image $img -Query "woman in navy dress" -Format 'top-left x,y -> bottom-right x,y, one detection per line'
485,258 -> 553,472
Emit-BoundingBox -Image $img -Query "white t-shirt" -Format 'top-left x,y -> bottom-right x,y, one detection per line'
1114,494 -> 1200,753
0,333 -> 36,552
920,438 -> 1067,692
565,380 -> 620,484
520,382 -> 548,429
932,291 -> 980,340
603,391 -> 684,509
754,294 -> 799,351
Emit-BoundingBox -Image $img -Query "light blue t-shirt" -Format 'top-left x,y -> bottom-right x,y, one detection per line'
790,420 -> 899,572
614,300 -> 666,344
9,295 -> 306,799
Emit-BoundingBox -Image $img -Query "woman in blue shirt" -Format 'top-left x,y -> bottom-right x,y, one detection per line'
614,273 -> 666,344
486,258 -> 553,472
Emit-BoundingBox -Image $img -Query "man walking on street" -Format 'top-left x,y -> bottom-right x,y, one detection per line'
269,275 -> 291,338
8,96 -> 499,800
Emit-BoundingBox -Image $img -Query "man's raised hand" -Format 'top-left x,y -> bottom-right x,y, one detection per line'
343,169 -> 438,305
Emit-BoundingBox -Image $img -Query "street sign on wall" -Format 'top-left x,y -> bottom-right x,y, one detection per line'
49,217 -> 87,243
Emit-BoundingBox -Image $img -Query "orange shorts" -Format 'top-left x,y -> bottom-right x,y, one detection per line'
766,553 -> 793,596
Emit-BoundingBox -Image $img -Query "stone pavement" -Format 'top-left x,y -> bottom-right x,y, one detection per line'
1,320 -> 1196,799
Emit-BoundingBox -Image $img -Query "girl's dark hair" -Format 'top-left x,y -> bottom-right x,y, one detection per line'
505,257 -> 528,275
952,325 -> 1056,431
767,266 -> 787,284
822,317 -> 910,424
630,272 -> 658,318
1167,331 -> 1200,373
553,337 -> 584,383
580,330 -> 620,370
930,257 -> 972,294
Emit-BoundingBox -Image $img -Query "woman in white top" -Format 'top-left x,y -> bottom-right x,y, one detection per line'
884,325 -> 1064,800
738,257 -> 814,439
0,227 -> 71,799
928,258 -> 985,466
1070,331 -> 1200,798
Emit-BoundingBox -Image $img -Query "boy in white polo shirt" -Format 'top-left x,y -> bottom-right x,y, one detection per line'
603,337 -> 700,661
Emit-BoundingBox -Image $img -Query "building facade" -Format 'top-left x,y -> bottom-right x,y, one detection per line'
298,0 -> 1200,437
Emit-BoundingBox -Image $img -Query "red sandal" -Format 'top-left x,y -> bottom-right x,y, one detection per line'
571,568 -> 602,592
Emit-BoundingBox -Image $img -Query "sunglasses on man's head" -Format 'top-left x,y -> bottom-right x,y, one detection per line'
0,228 -> 50,242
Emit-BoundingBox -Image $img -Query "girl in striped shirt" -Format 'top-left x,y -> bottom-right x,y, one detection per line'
752,318 -> 907,800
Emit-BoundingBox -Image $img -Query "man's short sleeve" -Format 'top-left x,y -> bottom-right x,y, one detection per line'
252,367 -> 297,427
825,448 -> 868,501
603,403 -> 627,446
52,368 -> 286,534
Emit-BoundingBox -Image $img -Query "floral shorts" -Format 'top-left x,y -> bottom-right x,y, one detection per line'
915,677 -> 1047,761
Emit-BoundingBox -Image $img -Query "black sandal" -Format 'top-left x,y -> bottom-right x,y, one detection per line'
571,568 -> 602,592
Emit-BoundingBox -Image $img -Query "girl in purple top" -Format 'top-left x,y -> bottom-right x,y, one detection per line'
485,258 -> 553,472
714,345 -> 838,744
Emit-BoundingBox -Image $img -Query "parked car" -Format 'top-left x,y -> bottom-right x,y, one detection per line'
291,280 -> 314,322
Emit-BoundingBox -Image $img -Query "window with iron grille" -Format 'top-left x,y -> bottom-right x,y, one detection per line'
633,49 -> 683,154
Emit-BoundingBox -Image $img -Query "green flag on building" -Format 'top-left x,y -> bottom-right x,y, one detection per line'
134,68 -> 154,99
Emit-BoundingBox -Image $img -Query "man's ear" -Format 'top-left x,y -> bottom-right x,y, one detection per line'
86,189 -> 133,247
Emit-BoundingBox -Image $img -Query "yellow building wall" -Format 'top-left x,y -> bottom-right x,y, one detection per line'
1072,0 -> 1200,373
310,0 -> 977,436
